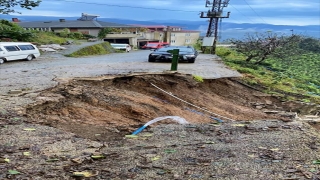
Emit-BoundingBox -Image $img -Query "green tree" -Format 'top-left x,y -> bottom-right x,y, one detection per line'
0,20 -> 34,41
299,37 -> 320,53
0,0 -> 41,14
230,31 -> 301,64
98,28 -> 112,39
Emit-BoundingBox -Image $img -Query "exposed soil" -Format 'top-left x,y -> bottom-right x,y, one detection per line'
25,73 -> 295,138
1,73 -> 320,179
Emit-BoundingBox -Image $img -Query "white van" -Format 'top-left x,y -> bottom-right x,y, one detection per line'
110,43 -> 131,52
0,42 -> 40,64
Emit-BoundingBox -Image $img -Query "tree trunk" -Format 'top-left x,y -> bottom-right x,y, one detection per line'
246,55 -> 254,62
255,52 -> 270,64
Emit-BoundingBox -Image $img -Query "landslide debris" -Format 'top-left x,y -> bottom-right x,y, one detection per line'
24,73 -> 305,137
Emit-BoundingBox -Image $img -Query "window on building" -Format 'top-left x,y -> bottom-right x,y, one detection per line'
185,39 -> 191,44
171,40 -> 176,44
171,33 -> 175,36
4,46 -> 20,52
186,33 -> 191,36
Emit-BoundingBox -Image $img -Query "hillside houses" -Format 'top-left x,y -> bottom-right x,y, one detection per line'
16,13 -> 200,48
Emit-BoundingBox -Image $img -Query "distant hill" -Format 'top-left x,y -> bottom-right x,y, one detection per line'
2,15 -> 319,41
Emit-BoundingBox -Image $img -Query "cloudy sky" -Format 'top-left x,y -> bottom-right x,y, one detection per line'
8,0 -> 320,26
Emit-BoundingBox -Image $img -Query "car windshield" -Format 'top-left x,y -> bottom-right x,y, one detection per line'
157,47 -> 194,53
146,43 -> 158,47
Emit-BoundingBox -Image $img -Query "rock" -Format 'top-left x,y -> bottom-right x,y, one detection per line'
265,100 -> 273,105
264,110 -> 279,114
304,115 -> 319,119
39,47 -> 56,52
88,38 -> 98,42
71,157 -> 85,164
8,90 -> 22,94
87,142 -> 104,148
39,44 -> 67,50
280,112 -> 297,119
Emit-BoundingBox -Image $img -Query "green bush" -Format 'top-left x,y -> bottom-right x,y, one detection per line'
216,47 -> 232,57
70,32 -> 83,39
193,75 -> 204,83
57,28 -> 70,38
66,42 -> 113,57
83,34 -> 96,39
0,20 -> 35,41
31,31 -> 66,45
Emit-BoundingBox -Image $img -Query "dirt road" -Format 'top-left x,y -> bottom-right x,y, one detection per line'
0,50 -> 240,110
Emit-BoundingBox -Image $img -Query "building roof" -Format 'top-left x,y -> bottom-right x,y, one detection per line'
130,24 -> 181,28
172,30 -> 201,33
18,20 -> 138,29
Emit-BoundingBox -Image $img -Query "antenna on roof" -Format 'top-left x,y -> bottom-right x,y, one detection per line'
78,13 -> 100,21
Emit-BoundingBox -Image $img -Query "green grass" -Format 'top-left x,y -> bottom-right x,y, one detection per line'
66,42 -> 114,57
30,31 -> 67,45
216,47 -> 320,103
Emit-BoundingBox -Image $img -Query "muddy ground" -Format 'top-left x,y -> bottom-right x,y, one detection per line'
1,73 -> 320,179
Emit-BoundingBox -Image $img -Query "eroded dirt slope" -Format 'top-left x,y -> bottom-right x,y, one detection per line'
25,73 -> 296,135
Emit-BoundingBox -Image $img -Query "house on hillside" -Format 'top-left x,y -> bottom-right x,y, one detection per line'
17,13 -> 142,46
16,13 -> 200,47
132,25 -> 200,47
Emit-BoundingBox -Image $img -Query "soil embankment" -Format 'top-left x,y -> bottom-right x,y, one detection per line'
25,73 -> 310,138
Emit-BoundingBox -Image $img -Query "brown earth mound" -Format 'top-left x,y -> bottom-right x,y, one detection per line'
25,73 -> 296,138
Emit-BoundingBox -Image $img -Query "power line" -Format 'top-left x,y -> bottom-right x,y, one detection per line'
48,0 -> 200,13
242,0 -> 268,24
228,4 -> 256,23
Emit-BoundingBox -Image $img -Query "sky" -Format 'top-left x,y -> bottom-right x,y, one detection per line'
6,0 -> 320,26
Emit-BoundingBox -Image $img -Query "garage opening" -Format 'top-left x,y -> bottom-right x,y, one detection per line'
104,38 -> 130,44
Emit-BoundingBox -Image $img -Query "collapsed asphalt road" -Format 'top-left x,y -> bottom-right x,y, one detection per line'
0,50 -> 241,110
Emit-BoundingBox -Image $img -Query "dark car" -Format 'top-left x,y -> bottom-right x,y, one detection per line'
148,46 -> 198,63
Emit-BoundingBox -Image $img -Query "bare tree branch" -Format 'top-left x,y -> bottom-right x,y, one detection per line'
230,31 -> 302,64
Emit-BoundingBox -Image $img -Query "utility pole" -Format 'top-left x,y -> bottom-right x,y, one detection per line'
200,0 -> 230,54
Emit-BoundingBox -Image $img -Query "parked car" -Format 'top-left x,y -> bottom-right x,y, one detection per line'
148,46 -> 199,63
110,43 -> 131,52
0,42 -> 40,64
141,42 -> 169,50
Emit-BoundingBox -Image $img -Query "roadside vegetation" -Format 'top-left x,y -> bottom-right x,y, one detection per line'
0,20 -> 96,45
65,42 -> 115,57
202,32 -> 320,103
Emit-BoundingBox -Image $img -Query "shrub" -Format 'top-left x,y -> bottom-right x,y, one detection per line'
66,42 -> 113,57
58,28 -> 70,38
216,47 -> 232,57
0,20 -> 35,41
70,32 -> 83,39
31,31 -> 66,45
83,34 -> 96,39
193,75 -> 204,83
